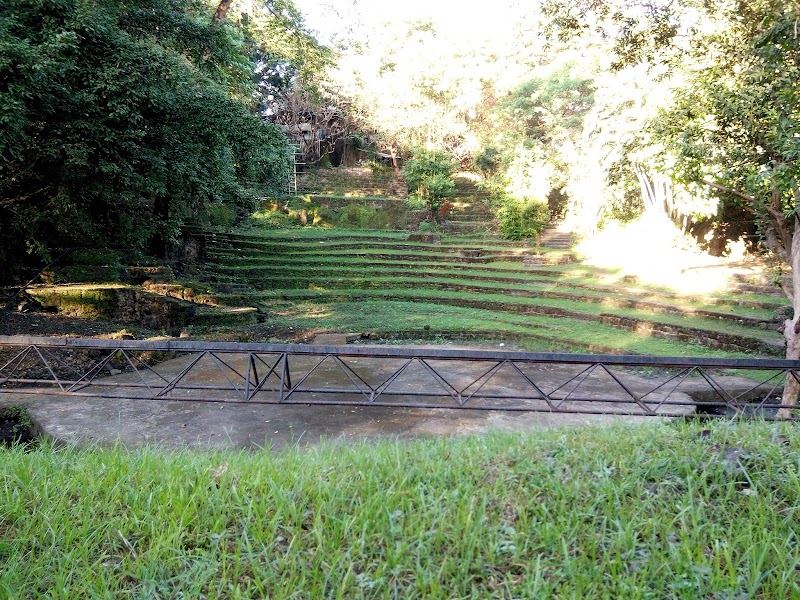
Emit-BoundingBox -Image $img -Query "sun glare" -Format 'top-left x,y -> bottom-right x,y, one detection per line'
576,214 -> 763,296
295,0 -> 521,44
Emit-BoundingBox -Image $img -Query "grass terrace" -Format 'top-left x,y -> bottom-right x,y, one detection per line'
197,227 -> 788,357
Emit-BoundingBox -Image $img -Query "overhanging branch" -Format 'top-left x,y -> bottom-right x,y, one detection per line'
700,179 -> 755,205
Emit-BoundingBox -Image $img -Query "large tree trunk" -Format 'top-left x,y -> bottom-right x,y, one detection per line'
779,214 -> 800,418
212,0 -> 234,22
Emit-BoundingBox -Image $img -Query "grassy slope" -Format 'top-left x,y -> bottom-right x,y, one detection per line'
2,421 -> 799,598
199,226 -> 787,357
264,299 -> 759,356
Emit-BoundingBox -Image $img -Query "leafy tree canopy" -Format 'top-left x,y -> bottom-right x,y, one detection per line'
542,0 -> 800,409
0,0 -> 295,278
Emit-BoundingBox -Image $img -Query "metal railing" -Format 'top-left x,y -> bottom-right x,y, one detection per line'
1,336 -> 799,419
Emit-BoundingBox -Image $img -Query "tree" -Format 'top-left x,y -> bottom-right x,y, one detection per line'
226,0 -> 333,110
544,0 -> 800,412
498,61 -> 597,214
271,86 -> 354,165
324,18 -> 486,161
401,148 -> 457,220
0,0 -> 291,277
652,1 -> 800,411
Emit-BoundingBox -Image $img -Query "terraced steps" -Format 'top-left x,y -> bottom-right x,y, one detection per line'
260,299 -> 771,358
207,241 -> 533,255
244,288 -> 782,355
200,236 -> 571,263
206,249 -> 572,266
296,166 -> 408,197
200,230 -> 532,248
201,251 -> 786,310
201,261 -> 786,312
539,223 -> 577,249
208,273 -> 775,326
440,200 -> 496,234
196,227 -> 788,357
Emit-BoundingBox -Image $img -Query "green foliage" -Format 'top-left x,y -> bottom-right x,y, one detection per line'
232,0 -> 333,109
648,1 -> 800,258
478,176 -> 511,205
504,65 -> 595,144
473,145 -> 510,178
401,148 -> 457,214
405,196 -> 428,211
68,249 -> 123,267
497,198 -> 551,241
204,203 -> 238,228
243,209 -> 301,229
0,405 -> 34,444
335,205 -> 389,230
4,423 -> 800,596
0,0 -> 291,280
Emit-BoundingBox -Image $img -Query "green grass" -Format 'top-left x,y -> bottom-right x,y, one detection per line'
2,421 -> 799,597
261,300 -> 759,357
227,271 -> 778,321
208,254 -> 786,311
197,227 -> 787,357
255,288 -> 782,346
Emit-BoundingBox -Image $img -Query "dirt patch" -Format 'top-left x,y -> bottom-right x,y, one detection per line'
0,307 -> 163,338
0,406 -> 36,446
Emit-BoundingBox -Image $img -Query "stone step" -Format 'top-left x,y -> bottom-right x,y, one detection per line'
441,222 -> 496,233
539,225 -> 576,249
249,290 -> 783,356
445,213 -> 494,223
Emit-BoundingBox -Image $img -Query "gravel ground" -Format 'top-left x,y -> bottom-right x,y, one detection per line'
0,308 -> 162,339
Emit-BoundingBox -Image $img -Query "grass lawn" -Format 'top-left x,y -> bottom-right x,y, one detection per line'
260,299 -> 758,357
2,420 -> 799,598
256,288 -> 782,347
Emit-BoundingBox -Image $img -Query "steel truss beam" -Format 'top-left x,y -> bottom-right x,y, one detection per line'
1,336 -> 799,419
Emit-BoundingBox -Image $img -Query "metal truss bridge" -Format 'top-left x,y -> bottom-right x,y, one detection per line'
1,336 -> 798,419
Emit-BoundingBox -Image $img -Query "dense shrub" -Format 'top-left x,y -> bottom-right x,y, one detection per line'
0,0 -> 290,280
312,207 -> 337,227
401,149 -> 457,217
204,203 -> 238,227
497,198 -> 551,241
473,145 -> 510,178
335,205 -> 389,230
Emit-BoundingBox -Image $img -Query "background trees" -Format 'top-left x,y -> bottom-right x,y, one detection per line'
539,0 -> 800,405
0,0 -> 318,279
401,148 -> 457,219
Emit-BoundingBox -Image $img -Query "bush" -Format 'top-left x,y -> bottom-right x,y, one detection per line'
383,202 -> 410,230
204,203 -> 237,227
335,205 -> 388,230
0,0 -> 291,275
418,221 -> 437,232
405,196 -> 428,211
497,198 -> 551,241
401,148 -> 457,216
69,249 -> 122,266
473,145 -> 509,178
242,210 -> 301,229
312,207 -> 336,227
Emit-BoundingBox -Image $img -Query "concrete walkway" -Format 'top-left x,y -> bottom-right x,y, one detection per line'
3,394 -> 653,451
0,342 -> 689,450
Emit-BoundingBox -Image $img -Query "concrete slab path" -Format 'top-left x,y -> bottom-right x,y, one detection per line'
1,343 -> 688,450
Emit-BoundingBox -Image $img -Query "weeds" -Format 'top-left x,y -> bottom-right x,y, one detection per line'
1,422 -> 799,597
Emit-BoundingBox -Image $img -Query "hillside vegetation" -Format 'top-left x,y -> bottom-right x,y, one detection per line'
16,171 -> 789,360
